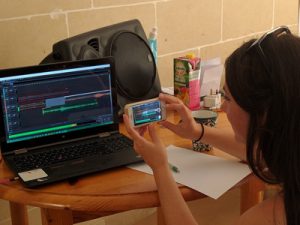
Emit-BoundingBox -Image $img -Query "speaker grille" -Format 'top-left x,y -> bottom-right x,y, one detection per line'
87,38 -> 99,52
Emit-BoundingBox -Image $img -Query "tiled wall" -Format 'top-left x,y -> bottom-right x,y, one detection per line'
0,0 -> 298,86
0,0 -> 298,224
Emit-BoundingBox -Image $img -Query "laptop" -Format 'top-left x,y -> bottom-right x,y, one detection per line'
0,57 -> 142,188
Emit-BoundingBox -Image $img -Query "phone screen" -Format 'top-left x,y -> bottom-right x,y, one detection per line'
132,100 -> 163,126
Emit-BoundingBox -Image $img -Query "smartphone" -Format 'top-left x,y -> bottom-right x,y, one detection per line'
124,98 -> 166,127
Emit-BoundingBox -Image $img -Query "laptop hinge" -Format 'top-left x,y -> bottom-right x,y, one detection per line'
14,148 -> 28,155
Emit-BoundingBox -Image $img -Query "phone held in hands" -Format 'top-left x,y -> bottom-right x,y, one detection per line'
124,98 -> 166,127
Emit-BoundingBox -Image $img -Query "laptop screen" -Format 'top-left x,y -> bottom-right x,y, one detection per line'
0,58 -> 118,150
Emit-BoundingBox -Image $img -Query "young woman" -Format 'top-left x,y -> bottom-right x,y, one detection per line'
123,26 -> 299,225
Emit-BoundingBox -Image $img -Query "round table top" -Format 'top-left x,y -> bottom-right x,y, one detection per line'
0,112 -> 231,213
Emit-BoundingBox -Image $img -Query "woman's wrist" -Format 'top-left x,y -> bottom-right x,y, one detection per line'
152,162 -> 170,174
192,123 -> 204,142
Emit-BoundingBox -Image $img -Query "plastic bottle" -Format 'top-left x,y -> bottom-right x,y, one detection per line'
148,27 -> 157,63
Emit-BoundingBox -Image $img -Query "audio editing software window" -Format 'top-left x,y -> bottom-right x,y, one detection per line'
0,65 -> 114,143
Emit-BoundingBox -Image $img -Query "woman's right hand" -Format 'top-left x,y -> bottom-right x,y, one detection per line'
159,93 -> 202,141
123,114 -> 168,172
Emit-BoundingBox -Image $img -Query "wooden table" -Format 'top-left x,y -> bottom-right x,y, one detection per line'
0,112 -> 265,225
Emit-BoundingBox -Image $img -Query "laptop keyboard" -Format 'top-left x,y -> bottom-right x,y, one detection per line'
12,134 -> 133,171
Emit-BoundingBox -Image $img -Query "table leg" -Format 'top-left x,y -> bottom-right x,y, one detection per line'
41,208 -> 73,225
9,202 -> 29,225
240,175 -> 265,214
157,207 -> 166,225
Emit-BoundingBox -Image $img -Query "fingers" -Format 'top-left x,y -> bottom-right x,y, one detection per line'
148,124 -> 161,144
160,120 -> 180,134
123,115 -> 141,140
137,126 -> 147,136
159,93 -> 181,104
159,93 -> 188,113
166,103 -> 191,124
123,114 -> 133,134
165,103 -> 184,113
123,115 -> 151,149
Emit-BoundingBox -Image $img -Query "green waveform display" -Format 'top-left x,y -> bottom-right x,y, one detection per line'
9,123 -> 76,139
136,118 -> 151,124
142,111 -> 156,116
43,99 -> 98,115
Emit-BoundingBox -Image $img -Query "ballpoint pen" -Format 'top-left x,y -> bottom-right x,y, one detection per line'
168,163 -> 180,173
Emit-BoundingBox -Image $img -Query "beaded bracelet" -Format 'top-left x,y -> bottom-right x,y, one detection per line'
193,123 -> 204,142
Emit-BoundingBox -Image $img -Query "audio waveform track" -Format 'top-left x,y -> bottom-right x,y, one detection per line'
42,99 -> 98,115
18,90 -> 69,111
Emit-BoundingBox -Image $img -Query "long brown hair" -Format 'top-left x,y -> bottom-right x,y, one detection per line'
225,33 -> 300,225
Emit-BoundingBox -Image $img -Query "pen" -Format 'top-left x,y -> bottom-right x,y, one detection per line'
168,163 -> 180,173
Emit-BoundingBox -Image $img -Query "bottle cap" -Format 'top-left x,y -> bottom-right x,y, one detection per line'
149,27 -> 157,39
186,53 -> 195,59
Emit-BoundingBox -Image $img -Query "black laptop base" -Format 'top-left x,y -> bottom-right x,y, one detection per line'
4,133 -> 142,188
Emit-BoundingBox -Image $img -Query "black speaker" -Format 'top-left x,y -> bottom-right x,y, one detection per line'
41,19 -> 161,115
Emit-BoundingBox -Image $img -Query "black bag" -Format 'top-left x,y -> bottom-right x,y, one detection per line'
41,19 -> 161,115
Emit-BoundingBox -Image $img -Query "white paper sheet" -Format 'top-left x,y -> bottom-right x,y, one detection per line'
200,65 -> 223,96
128,145 -> 251,199
199,57 -> 223,97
